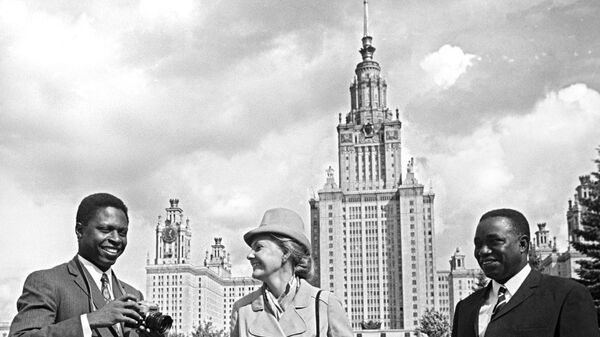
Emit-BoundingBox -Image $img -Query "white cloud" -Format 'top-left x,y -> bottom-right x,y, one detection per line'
413,83 -> 600,268
420,44 -> 478,89
139,0 -> 196,23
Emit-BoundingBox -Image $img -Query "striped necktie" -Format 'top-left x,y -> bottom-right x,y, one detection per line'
101,272 -> 123,336
101,273 -> 112,302
492,286 -> 507,316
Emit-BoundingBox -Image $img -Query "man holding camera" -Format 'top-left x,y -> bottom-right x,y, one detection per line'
9,193 -> 163,337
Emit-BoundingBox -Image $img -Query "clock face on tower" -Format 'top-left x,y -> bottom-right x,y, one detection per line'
162,226 -> 177,243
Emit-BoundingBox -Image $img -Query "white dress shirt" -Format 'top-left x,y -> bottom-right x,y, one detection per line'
78,255 -> 115,337
478,264 -> 531,337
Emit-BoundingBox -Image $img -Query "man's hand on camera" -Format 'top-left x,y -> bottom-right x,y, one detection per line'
87,294 -> 143,328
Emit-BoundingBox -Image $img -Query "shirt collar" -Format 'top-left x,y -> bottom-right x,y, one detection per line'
78,255 -> 112,288
492,263 -> 531,296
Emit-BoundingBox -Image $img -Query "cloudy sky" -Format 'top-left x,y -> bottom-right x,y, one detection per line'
1,0 -> 599,321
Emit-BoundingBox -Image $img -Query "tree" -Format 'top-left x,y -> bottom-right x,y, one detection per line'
416,308 -> 451,337
191,321 -> 228,337
472,270 -> 488,291
571,147 -> 600,322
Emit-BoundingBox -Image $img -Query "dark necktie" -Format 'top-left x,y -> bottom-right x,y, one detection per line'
492,286 -> 507,316
101,273 -> 112,302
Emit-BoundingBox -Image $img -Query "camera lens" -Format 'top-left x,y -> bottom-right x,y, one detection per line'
144,312 -> 173,334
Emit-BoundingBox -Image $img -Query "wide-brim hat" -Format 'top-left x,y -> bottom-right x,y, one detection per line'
244,208 -> 311,252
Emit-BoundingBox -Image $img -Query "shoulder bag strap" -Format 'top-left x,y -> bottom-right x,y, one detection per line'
315,290 -> 322,337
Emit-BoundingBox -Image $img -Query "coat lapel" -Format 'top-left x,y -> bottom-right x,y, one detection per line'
490,269 -> 540,322
69,256 -> 120,337
279,280 -> 312,336
247,281 -> 314,337
278,308 -> 307,336
111,272 -> 127,336
248,294 -> 285,337
472,285 -> 491,337
67,257 -> 90,299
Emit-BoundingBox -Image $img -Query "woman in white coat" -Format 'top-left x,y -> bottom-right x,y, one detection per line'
230,208 -> 352,337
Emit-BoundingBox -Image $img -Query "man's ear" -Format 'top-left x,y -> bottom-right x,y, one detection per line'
519,235 -> 530,253
75,222 -> 83,239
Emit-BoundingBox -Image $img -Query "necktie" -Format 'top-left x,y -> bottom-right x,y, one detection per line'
492,286 -> 507,316
101,273 -> 123,336
101,273 -> 112,302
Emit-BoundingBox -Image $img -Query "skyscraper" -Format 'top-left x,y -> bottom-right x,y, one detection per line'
309,1 -> 437,331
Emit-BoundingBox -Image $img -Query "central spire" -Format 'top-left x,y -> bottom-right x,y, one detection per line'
360,0 -> 375,61
363,0 -> 369,37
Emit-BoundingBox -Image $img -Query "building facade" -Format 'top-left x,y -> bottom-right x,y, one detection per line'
533,175 -> 594,279
309,4 -> 437,333
445,249 -> 483,320
145,199 -> 261,335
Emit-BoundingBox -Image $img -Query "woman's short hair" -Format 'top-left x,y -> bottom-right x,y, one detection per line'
271,234 -> 314,281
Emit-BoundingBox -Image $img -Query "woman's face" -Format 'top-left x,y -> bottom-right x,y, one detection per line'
247,234 -> 286,281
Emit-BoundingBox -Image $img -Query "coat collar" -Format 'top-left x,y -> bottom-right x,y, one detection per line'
248,279 -> 316,336
251,279 -> 314,311
489,269 -> 541,322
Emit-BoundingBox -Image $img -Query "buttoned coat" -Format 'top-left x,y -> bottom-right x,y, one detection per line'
230,279 -> 352,337
9,257 -> 144,337
451,269 -> 600,337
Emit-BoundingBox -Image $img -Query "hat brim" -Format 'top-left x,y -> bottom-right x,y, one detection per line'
244,225 -> 311,251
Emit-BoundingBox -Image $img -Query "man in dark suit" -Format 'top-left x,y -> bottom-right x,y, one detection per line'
452,208 -> 599,337
9,193 -> 160,337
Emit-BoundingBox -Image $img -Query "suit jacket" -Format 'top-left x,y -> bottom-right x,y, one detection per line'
452,269 -> 600,337
230,279 -> 353,337
9,257 -> 144,337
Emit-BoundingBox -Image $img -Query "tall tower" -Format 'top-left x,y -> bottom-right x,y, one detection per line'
154,198 -> 192,264
338,0 -> 400,192
310,1 -> 437,332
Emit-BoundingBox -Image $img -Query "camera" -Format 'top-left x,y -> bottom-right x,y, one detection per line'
135,301 -> 173,334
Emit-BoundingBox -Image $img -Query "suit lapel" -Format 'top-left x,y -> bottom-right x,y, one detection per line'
72,257 -> 120,337
111,272 -> 127,336
472,285 -> 491,337
67,257 -> 90,299
490,269 -> 540,322
82,267 -> 110,311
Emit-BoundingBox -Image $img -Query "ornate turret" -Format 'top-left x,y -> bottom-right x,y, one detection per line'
153,198 -> 192,265
335,0 -> 402,192
204,237 -> 232,277
346,0 -> 390,126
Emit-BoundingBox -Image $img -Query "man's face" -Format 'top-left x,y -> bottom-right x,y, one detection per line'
474,216 -> 527,284
77,206 -> 128,271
